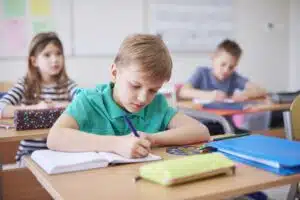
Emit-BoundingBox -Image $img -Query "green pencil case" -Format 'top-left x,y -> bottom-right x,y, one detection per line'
139,152 -> 235,186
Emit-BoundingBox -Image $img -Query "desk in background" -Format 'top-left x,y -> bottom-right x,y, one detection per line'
177,100 -> 290,116
24,143 -> 300,200
0,119 -> 48,164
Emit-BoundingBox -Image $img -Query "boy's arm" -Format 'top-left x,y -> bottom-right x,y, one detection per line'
47,114 -> 151,158
47,114 -> 123,152
178,84 -> 227,101
149,112 -> 210,146
232,82 -> 267,101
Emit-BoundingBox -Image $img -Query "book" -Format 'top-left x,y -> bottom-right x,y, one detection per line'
202,102 -> 247,110
192,98 -> 234,105
31,150 -> 162,174
192,98 -> 252,110
139,152 -> 235,186
207,135 -> 300,175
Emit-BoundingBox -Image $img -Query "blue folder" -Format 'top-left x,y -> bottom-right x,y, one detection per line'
202,102 -> 249,110
207,135 -> 300,175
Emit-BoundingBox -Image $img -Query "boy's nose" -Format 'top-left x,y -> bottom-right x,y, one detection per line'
137,91 -> 147,103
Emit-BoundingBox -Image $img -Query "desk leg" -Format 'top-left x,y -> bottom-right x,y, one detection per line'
283,111 -> 294,140
287,183 -> 299,200
0,162 -> 2,200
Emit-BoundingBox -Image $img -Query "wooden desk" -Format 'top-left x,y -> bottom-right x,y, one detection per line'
0,128 -> 48,143
251,128 -> 287,139
24,146 -> 300,200
0,121 -> 51,200
177,100 -> 290,116
0,119 -> 49,164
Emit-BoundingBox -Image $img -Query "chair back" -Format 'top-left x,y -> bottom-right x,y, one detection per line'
290,95 -> 300,140
0,82 -> 13,92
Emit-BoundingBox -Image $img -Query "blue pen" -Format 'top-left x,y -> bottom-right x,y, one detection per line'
124,115 -> 139,137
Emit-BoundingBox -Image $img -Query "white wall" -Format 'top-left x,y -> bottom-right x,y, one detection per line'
289,0 -> 300,90
0,0 -> 292,91
234,0 -> 289,91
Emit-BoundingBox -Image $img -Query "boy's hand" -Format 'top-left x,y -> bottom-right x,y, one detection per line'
231,93 -> 249,102
115,135 -> 151,159
137,131 -> 156,147
212,90 -> 227,101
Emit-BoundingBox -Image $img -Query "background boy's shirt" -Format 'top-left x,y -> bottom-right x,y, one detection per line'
65,83 -> 177,135
188,67 -> 248,96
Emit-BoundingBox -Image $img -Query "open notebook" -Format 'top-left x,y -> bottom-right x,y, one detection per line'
31,150 -> 162,174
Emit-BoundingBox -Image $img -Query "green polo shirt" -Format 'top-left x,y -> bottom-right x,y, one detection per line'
65,83 -> 177,135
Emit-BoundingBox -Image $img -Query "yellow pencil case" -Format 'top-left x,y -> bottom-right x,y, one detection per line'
139,152 -> 235,186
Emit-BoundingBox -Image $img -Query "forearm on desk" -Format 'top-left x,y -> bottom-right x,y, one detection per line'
245,89 -> 267,99
0,104 -> 30,118
47,127 -> 120,153
242,82 -> 267,99
178,86 -> 214,100
151,124 -> 210,147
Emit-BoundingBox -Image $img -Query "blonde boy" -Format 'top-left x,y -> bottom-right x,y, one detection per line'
179,39 -> 267,101
47,34 -> 209,158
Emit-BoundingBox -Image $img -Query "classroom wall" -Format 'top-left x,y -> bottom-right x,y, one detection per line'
289,0 -> 300,91
0,0 -> 292,91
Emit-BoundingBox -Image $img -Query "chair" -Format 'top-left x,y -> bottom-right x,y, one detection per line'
283,95 -> 300,200
178,107 -> 234,134
159,84 -> 235,135
0,82 -> 13,93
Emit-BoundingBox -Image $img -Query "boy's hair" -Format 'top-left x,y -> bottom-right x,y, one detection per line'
114,34 -> 172,82
25,32 -> 69,104
216,39 -> 242,59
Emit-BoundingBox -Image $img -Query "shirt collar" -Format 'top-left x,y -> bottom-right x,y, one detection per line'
102,82 -> 145,119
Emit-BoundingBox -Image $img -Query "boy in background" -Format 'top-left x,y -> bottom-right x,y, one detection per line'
178,39 -> 266,102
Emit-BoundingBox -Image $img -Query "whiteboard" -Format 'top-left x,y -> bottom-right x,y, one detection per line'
73,0 -> 144,56
148,0 -> 233,52
0,0 -> 72,58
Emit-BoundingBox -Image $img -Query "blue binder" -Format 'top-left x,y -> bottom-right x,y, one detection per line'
202,102 -> 249,110
207,135 -> 300,175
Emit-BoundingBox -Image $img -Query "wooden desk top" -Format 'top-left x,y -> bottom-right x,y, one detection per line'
0,119 -> 48,142
177,99 -> 290,116
0,128 -> 48,142
24,146 -> 300,200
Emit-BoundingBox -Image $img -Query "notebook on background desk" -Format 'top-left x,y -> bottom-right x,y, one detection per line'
193,98 -> 251,110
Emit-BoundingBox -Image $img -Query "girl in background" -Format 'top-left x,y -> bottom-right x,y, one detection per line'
0,32 -> 77,163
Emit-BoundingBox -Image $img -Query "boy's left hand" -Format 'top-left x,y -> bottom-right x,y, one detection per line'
132,131 -> 156,147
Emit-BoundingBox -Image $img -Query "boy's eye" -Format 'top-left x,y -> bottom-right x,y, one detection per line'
44,53 -> 50,57
131,84 -> 140,89
149,89 -> 158,94
228,65 -> 235,71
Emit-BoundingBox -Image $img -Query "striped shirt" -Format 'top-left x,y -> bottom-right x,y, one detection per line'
0,77 -> 77,162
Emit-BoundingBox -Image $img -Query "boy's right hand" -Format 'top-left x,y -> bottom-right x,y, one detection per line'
212,90 -> 227,101
115,135 -> 151,159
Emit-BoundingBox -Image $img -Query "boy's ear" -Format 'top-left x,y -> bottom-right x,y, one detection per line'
111,63 -> 117,83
